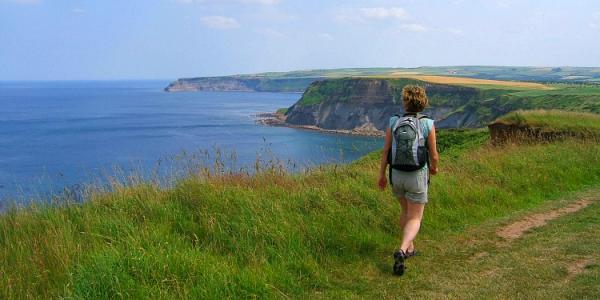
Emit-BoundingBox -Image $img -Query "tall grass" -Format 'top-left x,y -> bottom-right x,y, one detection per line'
496,109 -> 600,133
1,131 -> 600,298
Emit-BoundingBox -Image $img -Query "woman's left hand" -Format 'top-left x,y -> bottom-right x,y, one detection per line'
378,176 -> 387,190
429,167 -> 438,175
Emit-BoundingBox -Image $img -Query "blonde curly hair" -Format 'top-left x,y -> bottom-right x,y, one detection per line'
402,85 -> 428,112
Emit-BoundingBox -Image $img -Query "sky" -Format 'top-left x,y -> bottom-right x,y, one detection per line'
1,0 -> 600,80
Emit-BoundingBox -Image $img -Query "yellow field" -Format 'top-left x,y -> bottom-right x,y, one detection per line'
388,73 -> 553,90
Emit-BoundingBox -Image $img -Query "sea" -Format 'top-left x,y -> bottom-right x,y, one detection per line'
0,80 -> 381,205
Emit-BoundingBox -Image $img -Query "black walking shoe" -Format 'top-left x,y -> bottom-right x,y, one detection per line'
405,249 -> 417,258
393,250 -> 406,276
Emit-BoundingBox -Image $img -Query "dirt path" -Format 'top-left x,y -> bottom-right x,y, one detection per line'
496,199 -> 592,241
565,257 -> 594,282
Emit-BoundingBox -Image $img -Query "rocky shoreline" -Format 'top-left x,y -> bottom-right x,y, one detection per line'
253,112 -> 385,137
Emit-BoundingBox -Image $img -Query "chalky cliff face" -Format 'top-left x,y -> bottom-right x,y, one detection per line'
165,78 -> 255,92
284,79 -> 401,132
283,78 -> 509,132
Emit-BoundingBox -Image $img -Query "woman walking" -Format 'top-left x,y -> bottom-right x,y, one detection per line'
378,85 -> 439,276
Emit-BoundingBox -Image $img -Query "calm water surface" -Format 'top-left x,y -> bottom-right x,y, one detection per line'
0,81 -> 381,204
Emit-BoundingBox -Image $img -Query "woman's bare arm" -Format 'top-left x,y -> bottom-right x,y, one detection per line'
427,124 -> 439,175
378,127 -> 393,189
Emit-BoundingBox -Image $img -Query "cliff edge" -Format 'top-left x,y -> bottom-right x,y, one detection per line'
283,78 -> 507,133
164,76 -> 319,93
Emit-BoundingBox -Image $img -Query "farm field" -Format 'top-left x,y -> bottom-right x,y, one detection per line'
385,73 -> 554,90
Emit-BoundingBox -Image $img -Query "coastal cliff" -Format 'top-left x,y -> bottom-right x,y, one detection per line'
283,78 -> 512,133
164,76 -> 318,92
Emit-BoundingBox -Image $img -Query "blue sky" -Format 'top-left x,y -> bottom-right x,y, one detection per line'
1,0 -> 599,80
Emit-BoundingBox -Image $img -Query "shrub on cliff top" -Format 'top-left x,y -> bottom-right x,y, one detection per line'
495,109 -> 600,134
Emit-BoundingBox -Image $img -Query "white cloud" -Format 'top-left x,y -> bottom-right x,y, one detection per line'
317,33 -> 334,41
256,28 -> 285,38
335,6 -> 410,23
399,23 -> 428,33
360,7 -> 408,20
201,16 -> 240,30
71,8 -> 85,14
395,24 -> 462,35
590,22 -> 599,29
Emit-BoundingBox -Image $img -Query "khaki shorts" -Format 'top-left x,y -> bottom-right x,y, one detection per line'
391,167 -> 429,204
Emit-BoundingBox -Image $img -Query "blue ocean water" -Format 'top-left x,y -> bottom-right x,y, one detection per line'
0,80 -> 381,204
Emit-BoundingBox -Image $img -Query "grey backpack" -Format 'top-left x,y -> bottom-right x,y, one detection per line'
388,113 -> 429,172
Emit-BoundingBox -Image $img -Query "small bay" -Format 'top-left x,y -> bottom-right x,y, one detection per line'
0,80 -> 381,204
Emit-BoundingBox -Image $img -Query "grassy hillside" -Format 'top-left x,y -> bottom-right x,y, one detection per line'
2,128 -> 600,298
496,110 -> 600,134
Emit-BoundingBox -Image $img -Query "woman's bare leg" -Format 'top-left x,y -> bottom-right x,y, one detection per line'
400,201 -> 425,252
398,196 -> 408,228
398,196 -> 415,252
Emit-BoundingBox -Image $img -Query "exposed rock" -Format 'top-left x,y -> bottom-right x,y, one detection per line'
284,78 -> 496,132
165,78 -> 254,92
254,112 -> 286,126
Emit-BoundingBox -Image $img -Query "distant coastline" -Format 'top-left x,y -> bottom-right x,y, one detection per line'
165,66 -> 600,93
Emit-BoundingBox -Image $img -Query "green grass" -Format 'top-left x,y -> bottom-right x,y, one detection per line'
295,78 -> 402,106
275,107 -> 288,115
512,84 -> 600,96
434,128 -> 489,157
496,110 -> 600,134
369,189 -> 600,299
501,85 -> 600,113
2,129 -> 600,298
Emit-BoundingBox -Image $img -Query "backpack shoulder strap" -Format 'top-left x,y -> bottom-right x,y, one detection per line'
390,114 -> 401,130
